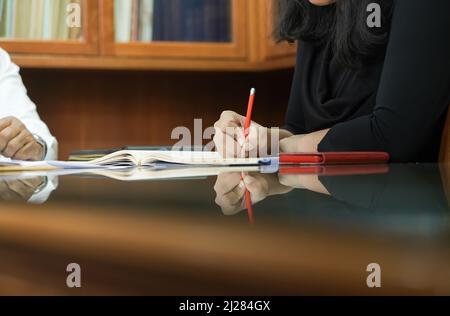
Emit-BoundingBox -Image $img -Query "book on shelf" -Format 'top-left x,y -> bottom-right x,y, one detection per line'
130,0 -> 139,41
56,0 -> 70,40
182,0 -> 203,42
153,0 -> 230,42
30,0 -> 45,40
138,0 -> 154,42
6,0 -> 14,37
115,0 -> 133,42
152,0 -> 169,41
114,0 -> 231,43
0,0 -> 80,40
14,0 -> 30,39
67,0 -> 82,40
0,0 -> 6,37
42,0 -> 52,39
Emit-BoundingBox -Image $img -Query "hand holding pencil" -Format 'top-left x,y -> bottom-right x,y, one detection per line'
213,90 -> 270,159
213,88 -> 260,224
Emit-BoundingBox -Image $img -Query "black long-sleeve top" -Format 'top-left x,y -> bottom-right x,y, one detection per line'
284,0 -> 450,162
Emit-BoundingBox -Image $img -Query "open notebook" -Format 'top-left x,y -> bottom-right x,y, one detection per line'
77,150 -> 389,167
76,150 -> 270,167
0,151 -> 272,172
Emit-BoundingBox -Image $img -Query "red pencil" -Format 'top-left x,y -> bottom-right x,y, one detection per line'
243,88 -> 256,225
244,88 -> 256,138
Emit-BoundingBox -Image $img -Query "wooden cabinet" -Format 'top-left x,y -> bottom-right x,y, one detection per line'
0,0 -> 99,56
0,0 -> 296,71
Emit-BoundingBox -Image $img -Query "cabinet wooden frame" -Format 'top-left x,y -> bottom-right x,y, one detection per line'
0,0 -> 99,55
100,0 -> 248,60
244,0 -> 296,70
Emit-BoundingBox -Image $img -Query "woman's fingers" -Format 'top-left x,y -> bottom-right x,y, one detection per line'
214,110 -> 271,158
214,111 -> 245,134
238,125 -> 272,157
213,128 -> 244,158
245,126 -> 265,151
213,111 -> 247,151
213,111 -> 245,158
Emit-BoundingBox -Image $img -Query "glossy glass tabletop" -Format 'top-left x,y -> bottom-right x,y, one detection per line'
0,164 -> 449,295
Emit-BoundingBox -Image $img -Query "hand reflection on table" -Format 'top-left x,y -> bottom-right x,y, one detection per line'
214,165 -> 450,225
0,177 -> 45,202
213,171 -> 332,215
214,172 -> 293,215
0,175 -> 57,204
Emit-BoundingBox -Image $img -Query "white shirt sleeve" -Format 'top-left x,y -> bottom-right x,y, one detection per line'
0,48 -> 58,160
27,175 -> 58,205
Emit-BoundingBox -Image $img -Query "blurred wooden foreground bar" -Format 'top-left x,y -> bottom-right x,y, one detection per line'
0,202 -> 449,295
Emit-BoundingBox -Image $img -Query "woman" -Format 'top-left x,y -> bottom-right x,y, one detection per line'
214,0 -> 450,163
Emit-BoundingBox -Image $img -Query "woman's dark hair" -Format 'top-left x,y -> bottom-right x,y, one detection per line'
277,0 -> 394,67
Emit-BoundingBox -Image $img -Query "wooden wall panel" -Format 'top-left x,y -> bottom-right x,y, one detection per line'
21,69 -> 294,159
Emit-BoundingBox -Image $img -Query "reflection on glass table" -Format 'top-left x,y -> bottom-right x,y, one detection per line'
0,175 -> 57,204
214,164 -> 450,236
0,164 -> 449,295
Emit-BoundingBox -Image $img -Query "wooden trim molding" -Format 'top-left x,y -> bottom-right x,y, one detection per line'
10,53 -> 295,72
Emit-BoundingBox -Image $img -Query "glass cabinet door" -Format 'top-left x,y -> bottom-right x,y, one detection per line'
0,0 -> 98,55
102,0 -> 247,59
114,0 -> 232,43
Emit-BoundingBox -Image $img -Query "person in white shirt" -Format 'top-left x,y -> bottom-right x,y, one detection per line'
0,48 -> 57,204
0,48 -> 57,161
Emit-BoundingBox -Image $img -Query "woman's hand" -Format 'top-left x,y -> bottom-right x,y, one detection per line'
213,111 -> 246,158
213,111 -> 294,158
213,111 -> 269,158
0,116 -> 44,161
